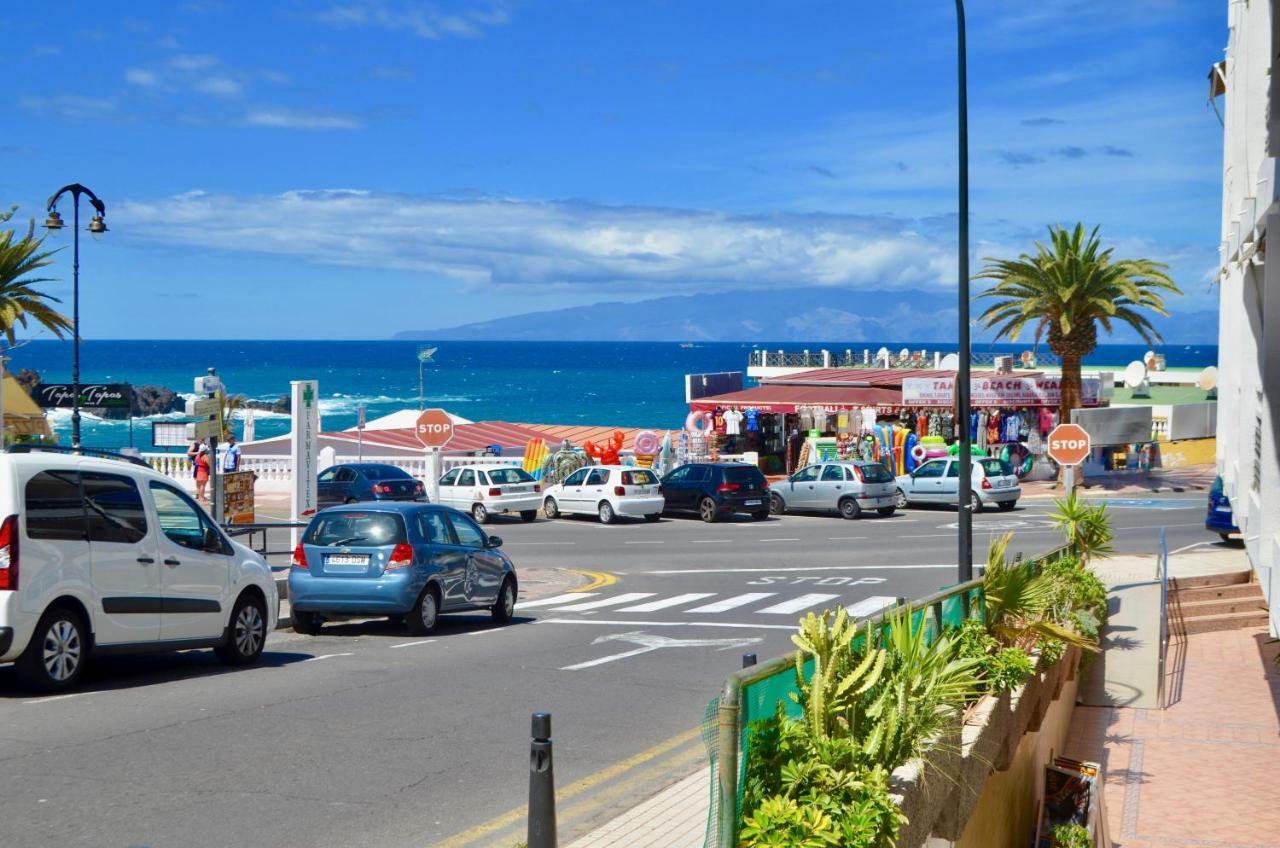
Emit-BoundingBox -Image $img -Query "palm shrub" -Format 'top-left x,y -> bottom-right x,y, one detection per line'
984,535 -> 1096,652
0,209 -> 72,345
1050,491 -> 1115,565
953,619 -> 1035,694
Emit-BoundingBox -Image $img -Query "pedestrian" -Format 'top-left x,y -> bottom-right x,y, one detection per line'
223,432 -> 241,473
187,440 -> 201,479
194,443 -> 211,502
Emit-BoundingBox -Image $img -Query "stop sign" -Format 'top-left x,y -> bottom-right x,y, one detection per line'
1047,423 -> 1091,466
415,408 -> 454,448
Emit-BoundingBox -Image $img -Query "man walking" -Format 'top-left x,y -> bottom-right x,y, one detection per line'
223,432 -> 242,473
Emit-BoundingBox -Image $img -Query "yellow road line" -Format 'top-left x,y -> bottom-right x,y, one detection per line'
433,726 -> 702,848
566,569 -> 618,593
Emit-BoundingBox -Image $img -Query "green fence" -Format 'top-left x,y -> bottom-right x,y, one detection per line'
701,546 -> 1071,848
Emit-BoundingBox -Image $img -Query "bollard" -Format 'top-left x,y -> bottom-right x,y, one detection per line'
742,652 -> 757,668
528,712 -> 557,848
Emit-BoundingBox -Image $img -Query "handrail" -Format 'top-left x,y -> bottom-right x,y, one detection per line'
1156,528 -> 1169,708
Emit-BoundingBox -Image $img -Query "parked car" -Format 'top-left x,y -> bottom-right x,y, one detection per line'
0,446 -> 278,692
542,465 -> 665,524
288,502 -> 518,635
661,462 -> 770,523
436,464 -> 542,524
769,460 -> 898,519
895,457 -> 1020,512
317,463 -> 426,508
1206,475 -> 1241,542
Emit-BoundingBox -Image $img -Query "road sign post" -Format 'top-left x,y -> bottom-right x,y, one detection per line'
416,409 -> 454,504
1047,423 -> 1091,490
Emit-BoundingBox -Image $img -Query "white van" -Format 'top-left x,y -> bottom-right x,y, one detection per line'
0,448 -> 279,692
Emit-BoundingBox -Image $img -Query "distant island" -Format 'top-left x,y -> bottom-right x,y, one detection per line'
396,286 -> 1219,345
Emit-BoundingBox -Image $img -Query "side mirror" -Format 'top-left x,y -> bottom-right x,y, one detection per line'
203,526 -> 223,552
486,535 -> 503,549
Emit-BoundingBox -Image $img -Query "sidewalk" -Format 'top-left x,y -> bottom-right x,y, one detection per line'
1021,464 -> 1215,499
565,768 -> 710,848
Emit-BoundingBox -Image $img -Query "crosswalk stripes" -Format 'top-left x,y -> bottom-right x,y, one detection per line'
616,593 -> 716,613
519,590 -> 901,619
684,593 -> 776,613
756,593 -> 841,615
843,596 -> 898,618
515,592 -> 599,610
550,593 -> 656,611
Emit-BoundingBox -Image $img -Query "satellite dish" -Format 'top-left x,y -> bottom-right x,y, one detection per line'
876,346 -> 890,358
1196,366 -> 1219,391
898,347 -> 910,359
1124,360 -> 1150,397
939,353 -> 960,370
1143,350 -> 1157,368
1020,350 -> 1035,365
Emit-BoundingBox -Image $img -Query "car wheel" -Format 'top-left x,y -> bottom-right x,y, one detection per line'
543,497 -> 560,519
598,501 -> 615,524
751,510 -> 769,522
998,500 -> 1017,512
471,503 -> 489,524
292,610 -> 323,636
406,585 -> 441,636
215,593 -> 268,666
644,513 -> 661,523
769,493 -> 786,516
895,489 -> 908,508
699,497 -> 719,523
520,510 -> 538,522
970,492 -> 984,513
16,605 -> 87,693
839,498 -> 862,520
877,506 -> 896,518
492,577 -> 517,623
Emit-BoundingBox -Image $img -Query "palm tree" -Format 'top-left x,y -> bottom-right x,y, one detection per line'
977,224 -> 1181,421
0,210 -> 72,346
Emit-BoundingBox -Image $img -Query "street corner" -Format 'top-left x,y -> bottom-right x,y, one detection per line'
519,566 -> 619,601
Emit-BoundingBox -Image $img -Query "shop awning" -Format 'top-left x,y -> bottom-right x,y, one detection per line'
690,385 -> 903,413
3,375 -> 52,439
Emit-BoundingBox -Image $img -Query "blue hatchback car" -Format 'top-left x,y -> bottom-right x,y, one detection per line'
288,502 -> 518,636
1206,475 -> 1241,543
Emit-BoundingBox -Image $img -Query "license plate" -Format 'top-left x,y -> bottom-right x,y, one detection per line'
745,499 -> 762,506
1216,506 -> 1232,513
635,487 -> 652,494
326,554 -> 369,566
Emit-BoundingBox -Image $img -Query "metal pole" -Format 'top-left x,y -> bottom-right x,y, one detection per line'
419,358 -> 424,411
71,194 -> 81,450
955,0 -> 973,583
527,712 -> 557,848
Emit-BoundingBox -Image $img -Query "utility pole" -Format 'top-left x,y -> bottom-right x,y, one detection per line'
955,0 -> 974,584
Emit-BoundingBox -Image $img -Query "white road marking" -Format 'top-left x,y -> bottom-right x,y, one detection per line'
539,617 -> 797,631
685,593 -> 776,613
390,639 -> 437,649
515,592 -> 599,610
465,628 -> 502,636
560,631 -> 763,671
616,593 -> 717,613
303,652 -> 354,662
1167,540 -> 1217,555
844,596 -> 899,618
623,540 -> 665,545
757,593 -> 841,615
561,645 -> 657,670
551,593 -> 657,611
757,538 -> 800,542
826,536 -> 867,541
24,692 -> 96,706
647,564 -> 954,575
690,539 -> 731,544
507,541 -> 577,546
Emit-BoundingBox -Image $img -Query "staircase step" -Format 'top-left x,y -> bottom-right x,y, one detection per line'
1177,610 -> 1271,635
1171,583 -> 1264,603
1168,570 -> 1253,591
1175,597 -> 1268,618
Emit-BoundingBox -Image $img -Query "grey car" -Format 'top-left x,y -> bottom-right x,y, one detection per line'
769,460 -> 899,519
317,463 -> 426,508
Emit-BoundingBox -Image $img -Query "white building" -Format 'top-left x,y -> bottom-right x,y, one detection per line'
1214,0 -> 1280,634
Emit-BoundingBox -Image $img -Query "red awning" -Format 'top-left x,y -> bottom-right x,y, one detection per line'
690,385 -> 903,413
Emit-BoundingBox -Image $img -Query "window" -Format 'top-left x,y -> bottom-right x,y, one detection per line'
362,465 -> 412,480
586,469 -> 610,486
687,466 -> 711,483
945,462 -> 960,478
24,470 -> 86,541
318,468 -> 338,483
418,511 -> 455,544
477,471 -> 490,486
664,466 -> 690,482
488,467 -> 535,485
563,468 -> 590,486
821,465 -> 844,482
84,472 -> 148,543
792,466 -> 821,483
439,469 -> 460,486
335,468 -> 357,483
304,510 -> 407,546
149,483 -> 209,551
723,466 -> 765,485
621,469 -> 658,486
458,469 -> 476,487
913,461 -> 945,479
856,464 -> 895,484
448,515 -> 486,548
979,459 -> 1012,477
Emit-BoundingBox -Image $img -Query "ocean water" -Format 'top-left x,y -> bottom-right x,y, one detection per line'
8,339 -> 1218,450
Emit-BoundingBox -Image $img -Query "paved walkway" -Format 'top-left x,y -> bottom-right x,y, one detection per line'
565,768 -> 709,848
1021,464 -> 1215,499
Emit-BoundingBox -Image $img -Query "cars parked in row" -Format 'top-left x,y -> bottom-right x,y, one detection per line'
0,447 -> 278,692
542,465 -> 664,524
288,502 -> 517,635
436,464 -> 542,524
769,460 -> 898,519
894,457 -> 1020,512
661,462 -> 770,523
317,463 -> 426,508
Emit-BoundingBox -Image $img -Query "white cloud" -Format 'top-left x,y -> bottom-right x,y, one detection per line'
20,94 -> 117,120
243,108 -> 362,129
124,67 -> 163,88
194,76 -> 242,96
169,53 -> 219,71
112,189 -> 956,294
316,0 -> 509,39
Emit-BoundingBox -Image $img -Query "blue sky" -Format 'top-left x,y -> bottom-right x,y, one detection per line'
5,1 -> 1224,340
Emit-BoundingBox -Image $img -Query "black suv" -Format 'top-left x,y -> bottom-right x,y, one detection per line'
660,462 -> 770,522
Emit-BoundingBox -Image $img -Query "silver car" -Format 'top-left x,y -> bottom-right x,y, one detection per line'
769,460 -> 899,519
894,457 -> 1020,512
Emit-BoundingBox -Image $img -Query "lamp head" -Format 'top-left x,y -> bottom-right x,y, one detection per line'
44,209 -> 65,232
88,213 -> 108,241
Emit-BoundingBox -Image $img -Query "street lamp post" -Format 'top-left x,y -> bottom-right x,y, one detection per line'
955,1 -> 974,584
44,184 -> 107,451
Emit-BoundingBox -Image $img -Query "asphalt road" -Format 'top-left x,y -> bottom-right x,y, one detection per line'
0,494 -> 1218,847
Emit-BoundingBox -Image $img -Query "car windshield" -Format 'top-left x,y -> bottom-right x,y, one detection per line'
722,466 -> 765,485
305,511 -> 407,547
979,459 -> 1013,477
622,469 -> 658,485
487,468 -> 535,485
857,464 -> 895,483
361,465 -> 413,481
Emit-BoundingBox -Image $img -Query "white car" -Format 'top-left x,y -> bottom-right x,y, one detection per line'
436,464 -> 543,524
542,465 -> 665,524
894,457 -> 1021,512
0,447 -> 279,692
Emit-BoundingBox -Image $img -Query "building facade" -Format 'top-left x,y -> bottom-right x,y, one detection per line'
1215,0 -> 1280,634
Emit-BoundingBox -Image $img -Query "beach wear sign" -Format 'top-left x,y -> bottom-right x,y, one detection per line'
34,383 -> 132,409
901,376 -> 1100,408
290,380 -> 319,548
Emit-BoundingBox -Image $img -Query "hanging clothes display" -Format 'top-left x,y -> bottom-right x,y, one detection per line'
723,408 -> 743,435
744,408 -> 761,432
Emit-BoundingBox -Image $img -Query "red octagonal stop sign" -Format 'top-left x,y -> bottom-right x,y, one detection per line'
1047,423 -> 1091,466
416,408 -> 455,448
